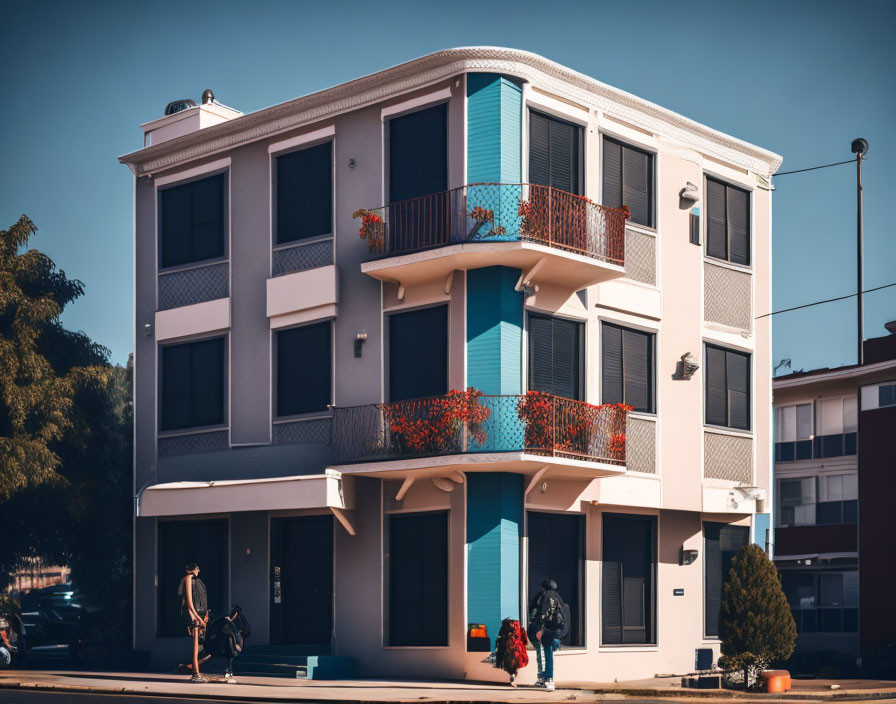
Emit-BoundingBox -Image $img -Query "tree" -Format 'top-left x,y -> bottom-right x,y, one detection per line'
0,216 -> 133,648
0,215 -> 109,499
720,543 -> 797,688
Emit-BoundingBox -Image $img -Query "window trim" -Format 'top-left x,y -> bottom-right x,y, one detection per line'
703,342 -> 752,431
157,169 -> 230,272
702,173 -> 752,268
157,334 -> 229,433
600,134 -> 656,229
272,318 -> 335,421
599,321 -> 656,414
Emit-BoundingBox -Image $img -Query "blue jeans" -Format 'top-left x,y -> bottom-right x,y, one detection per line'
535,632 -> 560,680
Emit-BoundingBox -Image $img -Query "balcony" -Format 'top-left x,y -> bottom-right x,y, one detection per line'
329,391 -> 629,480
354,184 -> 628,291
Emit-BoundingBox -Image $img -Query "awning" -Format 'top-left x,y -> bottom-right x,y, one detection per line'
137,470 -> 355,533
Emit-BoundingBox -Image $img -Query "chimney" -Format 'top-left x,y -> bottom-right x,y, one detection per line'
140,89 -> 241,148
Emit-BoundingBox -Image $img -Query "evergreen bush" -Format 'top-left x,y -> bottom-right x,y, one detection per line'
719,543 -> 797,688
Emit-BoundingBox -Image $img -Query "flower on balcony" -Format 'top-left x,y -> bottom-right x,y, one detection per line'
621,205 -> 632,220
470,206 -> 494,223
609,433 -> 626,457
380,388 -> 491,455
353,209 -> 385,252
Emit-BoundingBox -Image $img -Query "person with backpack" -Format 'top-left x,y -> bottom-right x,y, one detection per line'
528,579 -> 567,691
178,563 -> 209,683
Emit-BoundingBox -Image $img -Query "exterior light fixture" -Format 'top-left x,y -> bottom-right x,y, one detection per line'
680,352 -> 699,380
679,181 -> 699,203
348,158 -> 356,169
144,323 -> 153,337
354,331 -> 367,358
680,548 -> 699,565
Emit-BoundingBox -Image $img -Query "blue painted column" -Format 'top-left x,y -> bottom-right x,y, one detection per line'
466,472 -> 523,650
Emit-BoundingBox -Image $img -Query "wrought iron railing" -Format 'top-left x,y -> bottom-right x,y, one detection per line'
331,391 -> 628,466
354,183 -> 628,265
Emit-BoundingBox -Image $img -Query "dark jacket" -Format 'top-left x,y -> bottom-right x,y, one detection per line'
528,589 -> 564,635
178,575 -> 208,617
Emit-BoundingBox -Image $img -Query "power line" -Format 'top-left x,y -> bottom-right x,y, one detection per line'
756,281 -> 896,319
773,157 -> 859,177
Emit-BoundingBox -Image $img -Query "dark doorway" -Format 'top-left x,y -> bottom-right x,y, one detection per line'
703,522 -> 749,638
270,515 -> 334,648
157,519 -> 228,637
527,511 -> 584,646
388,511 -> 448,646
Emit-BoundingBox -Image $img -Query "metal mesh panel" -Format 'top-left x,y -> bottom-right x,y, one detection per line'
158,430 -> 229,457
626,416 -> 656,474
704,262 -> 751,331
272,418 -> 332,445
704,431 -> 753,483
272,239 -> 334,277
332,392 -> 628,466
158,262 -> 229,310
624,229 -> 656,286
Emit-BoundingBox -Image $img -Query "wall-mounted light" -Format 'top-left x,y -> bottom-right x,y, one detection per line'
348,158 -> 356,169
679,181 -> 699,203
144,323 -> 153,337
680,548 -> 699,566
680,352 -> 699,380
354,331 -> 367,358
520,283 -> 538,297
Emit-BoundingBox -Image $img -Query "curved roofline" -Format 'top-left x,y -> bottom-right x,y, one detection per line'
120,46 -> 782,177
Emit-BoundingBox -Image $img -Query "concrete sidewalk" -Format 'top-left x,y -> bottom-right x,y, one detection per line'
1,670 -> 895,703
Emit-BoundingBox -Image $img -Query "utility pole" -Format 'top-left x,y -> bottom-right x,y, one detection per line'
852,138 -> 869,366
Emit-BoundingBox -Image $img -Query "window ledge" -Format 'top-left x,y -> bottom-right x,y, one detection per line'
272,234 -> 334,251
703,256 -> 752,274
273,411 -> 333,424
158,425 -> 228,439
158,257 -> 229,276
625,222 -> 657,237
704,425 -> 752,439
597,645 -> 658,652
627,411 -> 657,422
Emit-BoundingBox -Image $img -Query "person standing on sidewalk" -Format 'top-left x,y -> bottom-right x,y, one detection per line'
178,563 -> 209,683
529,579 -> 566,691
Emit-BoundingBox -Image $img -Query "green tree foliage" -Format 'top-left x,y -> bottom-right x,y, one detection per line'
720,543 -> 797,688
0,216 -> 133,647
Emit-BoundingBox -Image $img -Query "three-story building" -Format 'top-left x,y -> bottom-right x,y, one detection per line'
121,47 -> 780,681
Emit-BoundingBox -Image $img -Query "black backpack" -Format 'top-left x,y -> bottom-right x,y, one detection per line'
541,592 -> 566,632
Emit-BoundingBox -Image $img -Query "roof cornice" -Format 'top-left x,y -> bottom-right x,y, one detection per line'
120,47 -> 783,177
773,358 -> 896,389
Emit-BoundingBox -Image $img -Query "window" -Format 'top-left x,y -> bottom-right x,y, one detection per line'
157,519 -> 227,637
528,313 -> 584,400
704,523 -> 749,638
705,176 -> 750,266
814,396 -> 857,458
602,136 -> 654,227
775,403 -> 813,461
159,173 -> 226,268
387,511 -> 448,646
276,321 -> 331,417
880,383 -> 896,408
705,344 -> 750,430
816,474 -> 858,525
388,305 -> 448,402
782,570 -> 858,633
275,142 -> 332,245
601,323 -> 655,412
601,513 -> 656,645
528,512 -> 584,647
529,111 -> 582,194
160,337 -> 226,431
778,477 -> 816,527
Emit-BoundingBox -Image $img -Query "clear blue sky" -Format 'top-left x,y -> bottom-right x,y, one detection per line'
2,0 -> 893,370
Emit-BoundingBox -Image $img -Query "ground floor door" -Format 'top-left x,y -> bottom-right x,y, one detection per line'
270,515 -> 334,648
527,511 -> 584,646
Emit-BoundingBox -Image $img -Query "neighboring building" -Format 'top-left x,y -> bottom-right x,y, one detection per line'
120,47 -> 780,682
7,560 -> 70,595
773,326 -> 896,659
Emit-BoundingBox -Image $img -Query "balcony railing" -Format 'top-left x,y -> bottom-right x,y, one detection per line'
354,183 -> 628,265
331,390 -> 629,466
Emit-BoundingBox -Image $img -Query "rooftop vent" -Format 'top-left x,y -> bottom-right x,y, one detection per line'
164,99 -> 197,116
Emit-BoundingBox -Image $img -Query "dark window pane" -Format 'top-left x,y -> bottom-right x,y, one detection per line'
844,432 -> 857,455
601,138 -> 623,211
821,434 -> 845,458
705,345 -> 728,426
776,442 -> 795,462
802,608 -> 817,633
796,439 -> 813,460
389,305 -> 448,402
530,111 -> 581,194
622,145 -> 651,227
816,501 -> 842,525
727,185 -> 750,265
705,178 -> 727,260
277,142 -> 333,244
843,608 -> 859,632
160,174 -> 225,268
779,480 -> 802,505
600,323 -> 624,405
603,514 -> 655,645
880,384 -> 896,408
161,184 -> 192,268
160,338 -> 225,431
819,608 -> 842,633
726,350 -> 750,430
623,328 -> 651,412
781,506 -> 795,525
529,314 -> 583,400
389,104 -> 447,203
276,321 -> 332,416
161,344 -> 192,431
843,499 -> 858,524
704,523 -> 749,638
389,512 -> 448,646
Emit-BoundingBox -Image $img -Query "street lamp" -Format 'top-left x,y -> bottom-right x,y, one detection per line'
851,138 -> 868,365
